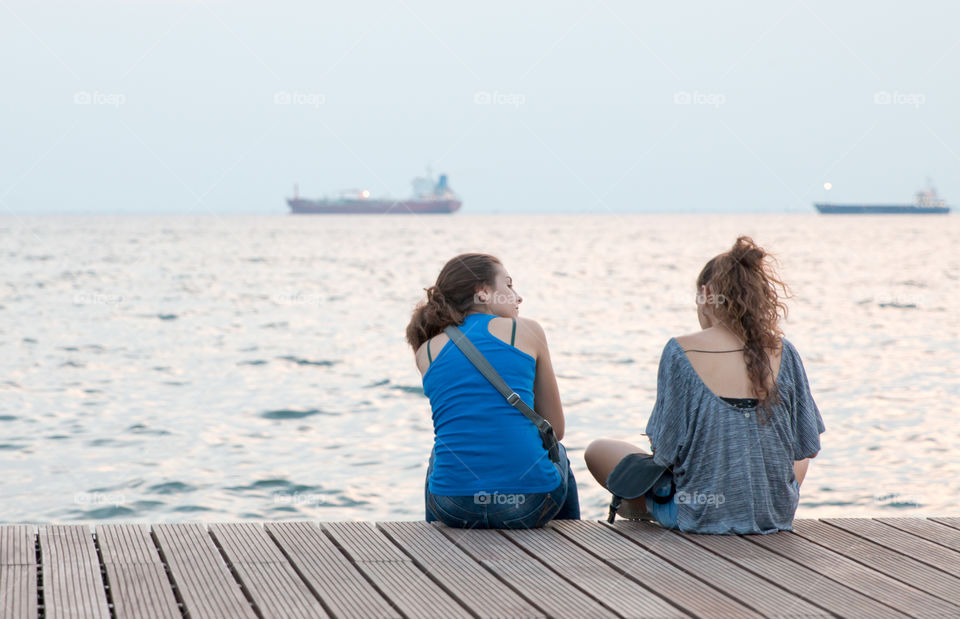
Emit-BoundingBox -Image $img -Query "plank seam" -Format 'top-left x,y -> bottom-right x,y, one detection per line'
435,524 -> 591,619
592,522 -> 760,617
930,518 -> 960,533
737,529 -> 913,616
262,525 -> 337,618
92,532 -> 117,619
376,523 -> 488,619
35,530 -> 45,619
812,520 -> 960,607
149,527 -> 187,617
319,524 -> 411,619
876,519 -> 960,554
207,525 -> 265,619
831,519 -> 960,580
507,526 -> 701,619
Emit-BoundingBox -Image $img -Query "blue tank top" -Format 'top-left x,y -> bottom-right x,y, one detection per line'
423,313 -> 562,495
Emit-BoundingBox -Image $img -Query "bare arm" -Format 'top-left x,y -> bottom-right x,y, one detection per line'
794,452 -> 817,486
525,318 -> 565,441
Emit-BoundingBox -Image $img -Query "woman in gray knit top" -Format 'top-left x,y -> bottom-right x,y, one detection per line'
585,236 -> 825,534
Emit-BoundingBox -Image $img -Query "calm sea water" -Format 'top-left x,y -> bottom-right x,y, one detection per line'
1,213 -> 958,524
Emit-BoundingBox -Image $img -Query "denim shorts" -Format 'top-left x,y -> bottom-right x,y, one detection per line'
425,443 -> 581,529
644,474 -> 679,529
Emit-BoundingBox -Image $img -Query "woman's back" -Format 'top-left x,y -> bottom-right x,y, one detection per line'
646,337 -> 823,534
675,327 -> 782,400
422,313 -> 561,495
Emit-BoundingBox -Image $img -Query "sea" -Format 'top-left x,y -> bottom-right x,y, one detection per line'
1,213 -> 958,523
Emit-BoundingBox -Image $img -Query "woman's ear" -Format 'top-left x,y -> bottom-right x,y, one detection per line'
474,284 -> 490,304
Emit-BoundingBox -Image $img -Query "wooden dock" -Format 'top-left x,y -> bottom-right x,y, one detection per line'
3,518 -> 960,618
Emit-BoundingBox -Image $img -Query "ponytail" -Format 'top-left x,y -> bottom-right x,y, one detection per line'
697,236 -> 790,420
406,253 -> 502,350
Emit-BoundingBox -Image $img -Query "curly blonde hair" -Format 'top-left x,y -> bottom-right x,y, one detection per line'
697,236 -> 790,419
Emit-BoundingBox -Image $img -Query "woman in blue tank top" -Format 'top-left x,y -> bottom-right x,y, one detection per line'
406,253 -> 580,528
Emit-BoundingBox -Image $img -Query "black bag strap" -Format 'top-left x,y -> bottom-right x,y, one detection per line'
444,325 -> 561,464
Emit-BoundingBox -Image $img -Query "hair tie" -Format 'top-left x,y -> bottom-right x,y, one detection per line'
425,286 -> 445,303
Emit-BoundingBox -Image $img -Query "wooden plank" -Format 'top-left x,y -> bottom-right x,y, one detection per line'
594,520 -> 826,617
95,525 -> 180,619
38,525 -> 110,619
931,517 -> 960,531
378,521 -> 543,618
0,526 -> 35,566
826,518 -> 960,575
0,526 -> 37,619
209,523 -> 327,619
753,521 -> 958,616
12,518 -> 960,619
266,521 -> 399,619
681,526 -> 910,618
792,519 -> 960,608
437,525 -> 617,618
152,523 -> 256,619
578,520 -> 759,617
505,524 -> 689,618
0,566 -> 37,619
877,518 -> 960,553
323,521 -> 471,619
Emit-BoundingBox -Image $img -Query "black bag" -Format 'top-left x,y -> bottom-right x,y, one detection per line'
605,453 -> 674,523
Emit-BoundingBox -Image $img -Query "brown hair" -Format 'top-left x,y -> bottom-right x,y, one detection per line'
697,236 -> 790,418
406,253 -> 502,350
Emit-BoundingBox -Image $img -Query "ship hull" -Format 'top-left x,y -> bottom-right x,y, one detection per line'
288,198 -> 461,214
814,203 -> 950,214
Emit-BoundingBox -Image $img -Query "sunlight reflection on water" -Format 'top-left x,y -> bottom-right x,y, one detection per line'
1,213 -> 958,522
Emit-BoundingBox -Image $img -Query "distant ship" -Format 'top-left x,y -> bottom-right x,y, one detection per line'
815,183 -> 951,214
288,172 -> 461,214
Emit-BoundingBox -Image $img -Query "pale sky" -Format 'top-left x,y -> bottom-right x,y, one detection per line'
2,0 -> 957,214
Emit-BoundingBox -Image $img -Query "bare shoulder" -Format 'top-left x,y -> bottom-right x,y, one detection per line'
489,315 -> 545,335
675,327 -> 741,351
488,315 -> 546,359
414,332 -> 450,376
517,316 -> 546,337
413,341 -> 430,375
674,330 -> 708,350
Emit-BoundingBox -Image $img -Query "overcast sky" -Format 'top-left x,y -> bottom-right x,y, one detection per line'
2,0 -> 957,214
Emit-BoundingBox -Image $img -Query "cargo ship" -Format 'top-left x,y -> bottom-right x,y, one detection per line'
815,184 -> 951,214
288,172 -> 461,214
